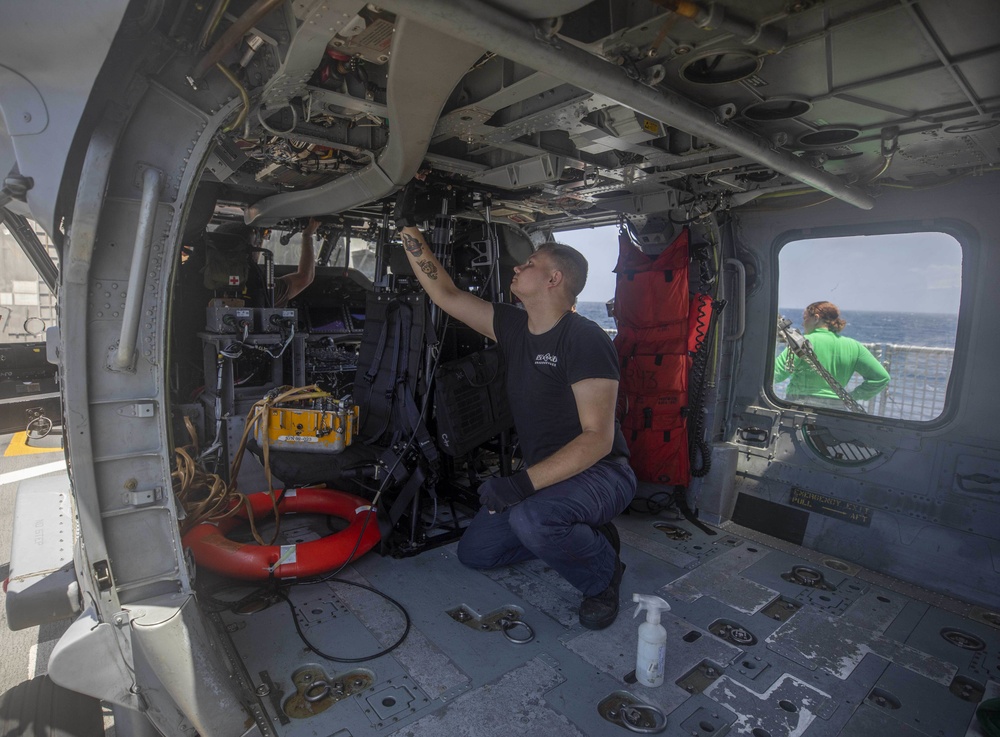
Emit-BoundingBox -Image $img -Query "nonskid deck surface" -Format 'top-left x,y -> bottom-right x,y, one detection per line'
211,508 -> 999,736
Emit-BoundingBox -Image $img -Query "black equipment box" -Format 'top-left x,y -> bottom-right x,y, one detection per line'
433,348 -> 513,457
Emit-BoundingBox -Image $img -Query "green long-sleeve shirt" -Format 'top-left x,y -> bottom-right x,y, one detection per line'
774,327 -> 890,402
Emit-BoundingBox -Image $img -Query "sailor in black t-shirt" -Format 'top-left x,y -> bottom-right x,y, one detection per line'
396,181 -> 636,630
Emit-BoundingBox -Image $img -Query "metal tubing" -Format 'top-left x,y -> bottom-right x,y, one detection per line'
190,0 -> 283,82
377,0 -> 875,210
215,61 -> 249,133
485,203 -> 502,301
198,0 -> 231,50
115,167 -> 162,369
723,258 -> 745,341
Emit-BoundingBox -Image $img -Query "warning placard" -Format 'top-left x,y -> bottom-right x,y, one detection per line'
789,487 -> 873,527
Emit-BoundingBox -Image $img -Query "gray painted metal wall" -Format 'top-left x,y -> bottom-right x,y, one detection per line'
714,174 -> 1000,612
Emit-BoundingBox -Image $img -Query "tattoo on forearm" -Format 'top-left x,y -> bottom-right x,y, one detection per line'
417,260 -> 438,279
401,232 -> 423,258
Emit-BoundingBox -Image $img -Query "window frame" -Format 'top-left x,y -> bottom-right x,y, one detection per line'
765,218 -> 977,429
0,218 -> 59,346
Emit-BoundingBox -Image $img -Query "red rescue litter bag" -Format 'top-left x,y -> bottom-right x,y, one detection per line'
613,229 -> 689,329
614,323 -> 688,362
620,352 -> 690,397
620,400 -> 690,486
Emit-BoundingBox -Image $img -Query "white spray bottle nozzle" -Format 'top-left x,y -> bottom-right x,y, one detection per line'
633,594 -> 671,625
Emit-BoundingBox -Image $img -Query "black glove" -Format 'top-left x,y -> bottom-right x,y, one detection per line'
478,470 -> 535,513
393,180 -> 420,231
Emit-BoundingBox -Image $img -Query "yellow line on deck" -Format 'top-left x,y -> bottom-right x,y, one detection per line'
3,432 -> 63,457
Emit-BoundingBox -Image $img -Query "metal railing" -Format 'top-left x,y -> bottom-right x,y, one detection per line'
775,342 -> 955,422
854,343 -> 954,421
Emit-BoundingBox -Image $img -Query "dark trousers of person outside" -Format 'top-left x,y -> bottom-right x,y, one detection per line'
457,459 -> 637,596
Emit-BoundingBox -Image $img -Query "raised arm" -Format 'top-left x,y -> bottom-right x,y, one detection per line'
398,227 -> 496,339
395,182 -> 496,339
276,217 -> 318,304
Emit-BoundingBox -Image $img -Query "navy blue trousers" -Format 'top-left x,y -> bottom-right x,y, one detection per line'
457,459 -> 637,596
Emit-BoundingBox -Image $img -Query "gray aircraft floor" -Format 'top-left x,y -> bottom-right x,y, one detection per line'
207,502 -> 1000,737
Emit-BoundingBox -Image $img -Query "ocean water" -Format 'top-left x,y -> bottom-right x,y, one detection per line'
578,302 -> 959,350
777,308 -> 958,349
577,301 -> 616,331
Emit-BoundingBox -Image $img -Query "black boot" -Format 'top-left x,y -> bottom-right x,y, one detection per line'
579,557 -> 625,630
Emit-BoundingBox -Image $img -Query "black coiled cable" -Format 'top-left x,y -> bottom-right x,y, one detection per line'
688,297 -> 725,477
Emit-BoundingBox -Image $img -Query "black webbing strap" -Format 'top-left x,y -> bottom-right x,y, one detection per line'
388,463 -> 425,527
358,302 -> 394,441
387,303 -> 407,400
359,301 -> 408,444
399,382 -> 439,465
365,307 -> 391,385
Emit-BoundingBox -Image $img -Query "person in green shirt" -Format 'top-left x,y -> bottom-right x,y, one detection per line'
774,301 -> 890,410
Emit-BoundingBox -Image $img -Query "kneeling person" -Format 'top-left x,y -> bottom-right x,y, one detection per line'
395,182 -> 636,630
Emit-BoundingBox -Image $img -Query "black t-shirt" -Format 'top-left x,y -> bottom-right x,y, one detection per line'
493,303 -> 629,467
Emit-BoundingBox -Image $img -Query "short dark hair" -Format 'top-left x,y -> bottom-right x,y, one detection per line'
535,242 -> 588,299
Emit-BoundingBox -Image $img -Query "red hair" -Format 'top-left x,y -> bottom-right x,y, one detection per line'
805,301 -> 847,333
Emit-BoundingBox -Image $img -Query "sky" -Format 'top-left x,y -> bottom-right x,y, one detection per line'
778,232 -> 962,314
558,226 -> 621,303
558,226 -> 963,315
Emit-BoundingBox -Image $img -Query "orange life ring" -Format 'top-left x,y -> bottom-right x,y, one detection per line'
183,487 -> 380,580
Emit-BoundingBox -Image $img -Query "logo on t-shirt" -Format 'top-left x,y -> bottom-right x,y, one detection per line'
535,352 -> 558,367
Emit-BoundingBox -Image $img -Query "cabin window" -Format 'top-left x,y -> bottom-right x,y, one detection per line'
559,226 -> 619,332
0,219 -> 58,344
773,231 -> 962,423
265,229 -> 379,281
0,218 -> 60,437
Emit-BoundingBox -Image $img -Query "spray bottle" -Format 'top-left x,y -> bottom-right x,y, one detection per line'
632,594 -> 671,687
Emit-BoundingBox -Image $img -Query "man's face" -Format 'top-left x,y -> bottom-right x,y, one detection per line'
511,251 -> 556,299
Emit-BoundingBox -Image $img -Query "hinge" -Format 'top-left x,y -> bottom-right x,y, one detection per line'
116,403 -> 156,418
